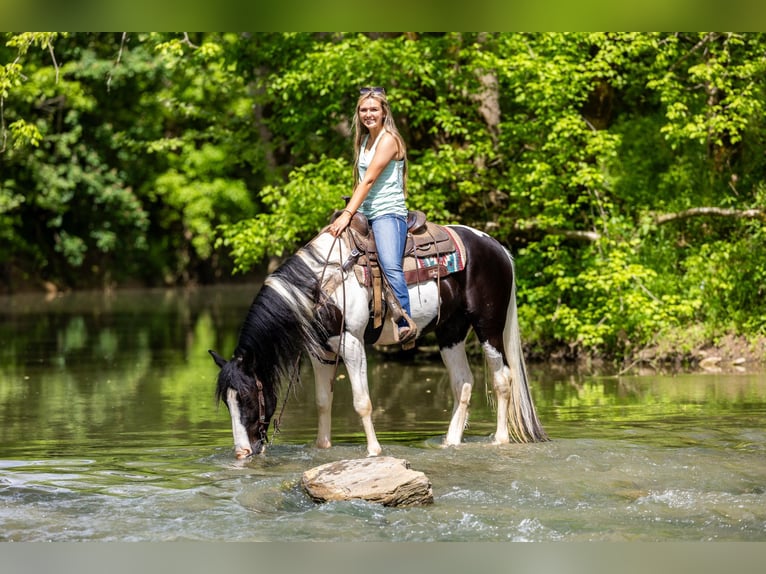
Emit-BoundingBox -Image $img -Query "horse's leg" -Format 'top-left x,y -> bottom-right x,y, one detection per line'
482,342 -> 512,444
440,341 -> 474,446
437,225 -> 547,445
340,333 -> 382,457
309,356 -> 336,449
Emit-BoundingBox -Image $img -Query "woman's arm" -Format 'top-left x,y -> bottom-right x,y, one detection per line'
329,133 -> 399,236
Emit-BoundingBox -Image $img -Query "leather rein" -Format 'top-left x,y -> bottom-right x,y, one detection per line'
268,228 -> 360,444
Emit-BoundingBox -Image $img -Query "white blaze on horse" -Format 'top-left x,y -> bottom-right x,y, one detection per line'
209,212 -> 548,459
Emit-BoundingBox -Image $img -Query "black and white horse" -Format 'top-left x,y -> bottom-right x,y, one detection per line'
209,223 -> 547,458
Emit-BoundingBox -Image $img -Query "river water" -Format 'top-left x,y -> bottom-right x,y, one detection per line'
1,285 -> 765,542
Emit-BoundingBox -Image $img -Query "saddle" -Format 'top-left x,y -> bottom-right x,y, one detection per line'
330,209 -> 467,332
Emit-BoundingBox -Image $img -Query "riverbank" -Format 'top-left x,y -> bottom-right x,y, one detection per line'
526,332 -> 766,376
421,329 -> 766,376
624,332 -> 766,375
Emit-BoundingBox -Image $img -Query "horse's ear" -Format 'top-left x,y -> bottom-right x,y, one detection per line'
208,349 -> 227,369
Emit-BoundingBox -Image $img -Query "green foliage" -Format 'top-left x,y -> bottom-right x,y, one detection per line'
218,157 -> 347,271
680,225 -> 766,334
527,239 -> 700,353
2,32 -> 765,359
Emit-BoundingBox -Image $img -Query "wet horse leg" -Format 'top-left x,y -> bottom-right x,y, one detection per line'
310,356 -> 336,449
441,341 -> 474,446
482,341 -> 512,444
339,333 -> 382,457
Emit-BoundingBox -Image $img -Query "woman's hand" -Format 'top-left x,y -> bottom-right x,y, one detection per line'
329,210 -> 353,237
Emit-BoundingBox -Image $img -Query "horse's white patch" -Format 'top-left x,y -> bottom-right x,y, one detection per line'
447,224 -> 488,239
440,341 -> 474,445
409,281 -> 440,326
367,281 -> 440,346
440,341 -> 473,386
482,340 -> 503,364
296,249 -> 324,274
264,275 -> 313,316
226,388 -> 251,457
482,341 -> 511,391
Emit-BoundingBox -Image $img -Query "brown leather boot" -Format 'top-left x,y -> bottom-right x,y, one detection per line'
397,314 -> 418,349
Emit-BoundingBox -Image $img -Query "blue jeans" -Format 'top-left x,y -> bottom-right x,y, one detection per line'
371,214 -> 411,324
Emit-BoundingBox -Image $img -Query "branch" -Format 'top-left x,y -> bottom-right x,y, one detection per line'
181,33 -> 199,49
510,219 -> 602,242
552,229 -> 602,242
654,207 -> 765,224
106,33 -> 128,93
509,206 -> 764,244
669,32 -> 719,71
48,43 -> 60,83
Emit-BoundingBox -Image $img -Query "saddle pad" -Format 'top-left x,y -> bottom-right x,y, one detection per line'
416,229 -> 465,273
355,226 -> 467,287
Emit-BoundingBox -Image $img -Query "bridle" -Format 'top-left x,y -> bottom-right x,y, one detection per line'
239,355 -> 302,447
231,354 -> 270,447
253,376 -> 269,445
236,227 -> 358,448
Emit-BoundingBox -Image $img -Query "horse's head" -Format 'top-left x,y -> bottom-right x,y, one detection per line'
209,349 -> 277,459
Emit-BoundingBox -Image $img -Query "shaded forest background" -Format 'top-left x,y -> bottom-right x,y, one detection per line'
2,32 -> 765,363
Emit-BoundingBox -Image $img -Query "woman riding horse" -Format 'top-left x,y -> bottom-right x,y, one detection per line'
209,87 -> 547,459
328,86 -> 416,345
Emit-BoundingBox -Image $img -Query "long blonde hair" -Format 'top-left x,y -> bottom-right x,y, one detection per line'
351,90 -> 408,196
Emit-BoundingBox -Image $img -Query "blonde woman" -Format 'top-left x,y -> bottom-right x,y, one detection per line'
329,87 -> 415,343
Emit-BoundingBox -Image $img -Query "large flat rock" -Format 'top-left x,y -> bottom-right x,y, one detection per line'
301,456 -> 433,507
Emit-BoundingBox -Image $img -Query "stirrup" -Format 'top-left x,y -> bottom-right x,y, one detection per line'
398,325 -> 417,343
397,313 -> 418,349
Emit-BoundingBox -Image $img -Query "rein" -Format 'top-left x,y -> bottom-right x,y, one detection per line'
232,354 -> 270,445
319,231 -> 354,389
253,376 -> 269,444
271,228 -> 357,442
271,353 -> 301,439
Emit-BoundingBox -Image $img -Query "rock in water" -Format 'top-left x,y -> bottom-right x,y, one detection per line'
301,456 -> 433,507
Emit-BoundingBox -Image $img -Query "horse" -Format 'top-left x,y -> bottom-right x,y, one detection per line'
209,217 -> 548,459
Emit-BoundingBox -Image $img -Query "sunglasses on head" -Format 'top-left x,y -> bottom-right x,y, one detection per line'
359,86 -> 386,95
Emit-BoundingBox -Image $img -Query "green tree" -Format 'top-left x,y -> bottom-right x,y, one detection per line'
217,32 -> 766,358
2,32 -> 765,361
1,32 -> 261,288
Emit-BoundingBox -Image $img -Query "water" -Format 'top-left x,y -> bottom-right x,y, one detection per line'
1,286 -> 765,542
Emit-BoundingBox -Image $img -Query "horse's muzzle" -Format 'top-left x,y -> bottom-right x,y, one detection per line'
235,440 -> 265,459
235,447 -> 252,459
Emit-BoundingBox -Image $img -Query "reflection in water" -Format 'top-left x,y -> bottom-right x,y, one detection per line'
1,286 -> 765,541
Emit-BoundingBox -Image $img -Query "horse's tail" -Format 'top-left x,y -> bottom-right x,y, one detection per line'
503,252 -> 549,443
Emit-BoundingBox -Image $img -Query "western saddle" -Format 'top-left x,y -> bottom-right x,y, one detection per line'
325,208 -> 466,347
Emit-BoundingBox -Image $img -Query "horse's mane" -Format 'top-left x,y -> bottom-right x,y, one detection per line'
228,251 -> 328,397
